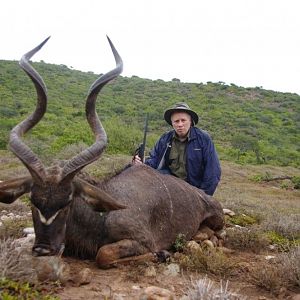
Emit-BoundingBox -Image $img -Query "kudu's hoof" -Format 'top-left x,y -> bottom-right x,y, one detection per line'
155,250 -> 171,263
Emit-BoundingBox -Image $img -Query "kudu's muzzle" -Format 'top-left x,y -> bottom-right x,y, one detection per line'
32,243 -> 65,257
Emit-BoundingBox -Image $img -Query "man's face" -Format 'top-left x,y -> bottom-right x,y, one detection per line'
171,112 -> 192,138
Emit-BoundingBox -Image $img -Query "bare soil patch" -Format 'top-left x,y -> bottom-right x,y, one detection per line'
54,251 -> 285,300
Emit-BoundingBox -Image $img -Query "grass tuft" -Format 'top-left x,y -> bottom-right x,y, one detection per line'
175,246 -> 236,278
0,218 -> 32,240
182,276 -> 246,300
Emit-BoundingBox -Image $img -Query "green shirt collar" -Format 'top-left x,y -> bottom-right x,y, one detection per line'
172,129 -> 191,142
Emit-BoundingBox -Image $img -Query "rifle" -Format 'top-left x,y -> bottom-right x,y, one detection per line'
134,114 -> 149,163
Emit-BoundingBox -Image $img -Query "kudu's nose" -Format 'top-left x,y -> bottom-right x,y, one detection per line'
32,245 -> 53,256
32,243 -> 64,257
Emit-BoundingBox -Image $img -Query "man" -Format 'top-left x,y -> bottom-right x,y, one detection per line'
133,102 -> 221,196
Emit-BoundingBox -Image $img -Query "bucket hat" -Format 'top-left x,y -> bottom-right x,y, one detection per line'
164,102 -> 199,126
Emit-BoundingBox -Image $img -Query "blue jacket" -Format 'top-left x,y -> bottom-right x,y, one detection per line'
145,127 -> 221,196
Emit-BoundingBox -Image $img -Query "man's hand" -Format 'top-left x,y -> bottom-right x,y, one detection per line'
132,155 -> 143,165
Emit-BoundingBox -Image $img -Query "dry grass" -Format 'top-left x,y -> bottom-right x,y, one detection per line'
182,276 -> 246,300
250,246 -> 300,294
282,246 -> 300,288
0,199 -> 32,240
261,212 -> 300,239
0,238 -> 36,282
0,218 -> 32,240
0,150 -> 29,180
216,161 -> 300,240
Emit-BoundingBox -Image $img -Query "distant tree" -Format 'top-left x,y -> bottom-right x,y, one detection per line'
230,133 -> 263,163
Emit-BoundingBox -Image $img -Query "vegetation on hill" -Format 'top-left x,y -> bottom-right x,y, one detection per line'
0,59 -> 299,167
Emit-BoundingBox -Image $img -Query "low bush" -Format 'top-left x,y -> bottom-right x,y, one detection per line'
0,277 -> 59,300
228,214 -> 258,227
264,231 -> 300,252
225,227 -> 269,253
176,247 -> 236,278
251,246 -> 300,293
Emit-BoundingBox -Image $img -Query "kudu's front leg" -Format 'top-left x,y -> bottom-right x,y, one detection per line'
96,239 -> 156,268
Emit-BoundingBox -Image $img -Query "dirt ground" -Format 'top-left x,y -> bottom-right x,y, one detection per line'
53,252 -> 288,300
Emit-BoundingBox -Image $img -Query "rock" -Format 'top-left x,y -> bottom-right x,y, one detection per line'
265,255 -> 276,261
33,256 -> 71,283
202,239 -> 214,249
185,241 -> 201,252
162,263 -> 180,277
291,294 -> 300,300
268,244 -> 277,251
193,232 -> 209,241
140,286 -> 175,300
1,215 -> 9,221
234,224 -> 245,229
217,246 -> 235,254
23,227 -> 35,235
73,267 -> 92,286
210,235 -> 219,247
223,208 -> 235,216
27,233 -> 36,239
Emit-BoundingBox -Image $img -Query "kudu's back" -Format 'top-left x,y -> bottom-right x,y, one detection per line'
65,164 -> 224,257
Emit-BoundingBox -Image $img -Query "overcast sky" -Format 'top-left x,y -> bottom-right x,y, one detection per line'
1,0 -> 300,95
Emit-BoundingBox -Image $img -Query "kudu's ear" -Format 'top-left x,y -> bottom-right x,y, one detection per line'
0,176 -> 32,204
72,178 -> 126,212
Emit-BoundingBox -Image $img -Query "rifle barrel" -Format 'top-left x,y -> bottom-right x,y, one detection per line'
140,114 -> 149,162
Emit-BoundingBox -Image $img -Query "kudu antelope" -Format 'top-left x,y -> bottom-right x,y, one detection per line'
0,37 -> 224,268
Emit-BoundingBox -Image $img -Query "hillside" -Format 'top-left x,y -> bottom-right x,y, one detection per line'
0,59 -> 299,167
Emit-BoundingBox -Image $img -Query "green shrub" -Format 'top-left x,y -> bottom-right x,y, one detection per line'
172,233 -> 187,252
0,278 -> 59,300
264,231 -> 300,252
176,247 -> 236,278
229,214 -> 258,227
292,176 -> 300,189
